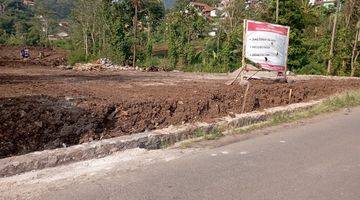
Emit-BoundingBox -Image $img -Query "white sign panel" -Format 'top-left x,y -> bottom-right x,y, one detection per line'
245,20 -> 290,71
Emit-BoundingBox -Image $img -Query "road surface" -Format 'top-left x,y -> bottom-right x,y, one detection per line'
1,107 -> 360,200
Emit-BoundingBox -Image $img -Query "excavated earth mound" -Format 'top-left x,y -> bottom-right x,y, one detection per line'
1,64 -> 360,158
0,95 -> 117,159
0,45 -> 67,67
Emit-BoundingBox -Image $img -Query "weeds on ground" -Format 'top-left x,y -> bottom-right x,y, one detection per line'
177,128 -> 224,149
160,140 -> 170,149
194,128 -> 224,140
194,129 -> 206,137
205,128 -> 224,140
178,137 -> 204,149
233,90 -> 360,135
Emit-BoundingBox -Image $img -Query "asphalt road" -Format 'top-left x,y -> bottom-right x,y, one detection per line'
2,107 -> 360,200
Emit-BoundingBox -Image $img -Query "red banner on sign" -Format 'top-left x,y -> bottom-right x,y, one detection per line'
247,21 -> 289,36
245,20 -> 290,72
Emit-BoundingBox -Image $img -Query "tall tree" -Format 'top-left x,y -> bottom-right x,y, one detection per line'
166,3 -> 207,67
350,21 -> 359,76
327,0 -> 340,74
131,0 -> 139,67
0,0 -> 45,45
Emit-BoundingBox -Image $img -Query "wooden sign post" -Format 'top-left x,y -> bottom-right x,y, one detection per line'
227,19 -> 248,85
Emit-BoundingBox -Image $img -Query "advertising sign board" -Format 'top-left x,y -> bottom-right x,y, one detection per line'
245,20 -> 290,72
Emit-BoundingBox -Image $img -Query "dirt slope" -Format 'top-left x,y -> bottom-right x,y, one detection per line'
0,45 -> 67,67
1,64 -> 360,158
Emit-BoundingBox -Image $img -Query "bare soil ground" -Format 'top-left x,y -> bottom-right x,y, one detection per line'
1,46 -> 360,159
0,45 -> 67,67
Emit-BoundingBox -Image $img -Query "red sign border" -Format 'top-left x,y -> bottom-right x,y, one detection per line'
244,20 -> 290,72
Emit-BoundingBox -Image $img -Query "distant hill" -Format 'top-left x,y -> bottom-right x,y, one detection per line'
34,0 -> 73,19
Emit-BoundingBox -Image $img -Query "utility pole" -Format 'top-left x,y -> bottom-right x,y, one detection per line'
276,0 -> 279,23
327,0 -> 340,75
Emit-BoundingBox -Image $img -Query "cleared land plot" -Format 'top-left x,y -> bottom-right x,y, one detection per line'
1,46 -> 360,159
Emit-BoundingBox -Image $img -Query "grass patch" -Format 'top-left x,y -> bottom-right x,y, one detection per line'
178,137 -> 204,149
194,128 -> 224,140
177,128 -> 224,149
160,128 -> 224,149
194,129 -> 207,137
160,140 -> 171,149
233,90 -> 360,134
204,128 -> 224,140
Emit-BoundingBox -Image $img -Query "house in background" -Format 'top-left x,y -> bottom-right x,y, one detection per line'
48,21 -> 70,41
309,0 -> 336,7
23,0 -> 35,6
57,32 -> 69,39
48,32 -> 69,41
190,1 -> 215,18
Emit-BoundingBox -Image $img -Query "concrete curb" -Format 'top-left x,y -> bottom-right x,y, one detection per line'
0,100 -> 321,177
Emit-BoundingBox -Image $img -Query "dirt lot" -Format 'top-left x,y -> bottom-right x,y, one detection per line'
0,45 -> 67,67
1,47 -> 360,159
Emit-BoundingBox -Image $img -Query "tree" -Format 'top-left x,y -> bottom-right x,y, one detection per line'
350,25 -> 359,76
131,0 -> 139,67
224,0 -> 247,29
166,3 -> 207,67
71,0 -> 114,60
327,0 -> 340,74
34,0 -> 74,20
196,0 -> 220,7
70,0 -> 164,65
65,0 -> 360,76
143,0 -> 165,60
349,0 -> 360,76
264,0 -> 322,72
0,0 -> 45,45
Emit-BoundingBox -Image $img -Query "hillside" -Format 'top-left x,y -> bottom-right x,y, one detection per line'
34,0 -> 73,19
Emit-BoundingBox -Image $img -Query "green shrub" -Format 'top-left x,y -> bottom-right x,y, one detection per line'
0,30 -> 8,44
25,28 -> 41,46
68,50 -> 89,65
159,58 -> 174,71
143,56 -> 160,68
51,39 -> 73,50
296,63 -> 327,75
193,128 -> 223,140
6,35 -> 23,45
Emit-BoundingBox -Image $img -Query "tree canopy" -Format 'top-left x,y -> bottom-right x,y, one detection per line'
1,0 -> 359,77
